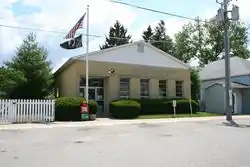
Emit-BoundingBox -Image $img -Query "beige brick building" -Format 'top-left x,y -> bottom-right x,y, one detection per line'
54,41 -> 191,117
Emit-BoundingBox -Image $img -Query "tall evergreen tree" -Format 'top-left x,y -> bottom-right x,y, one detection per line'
3,33 -> 53,99
142,25 -> 154,41
100,20 -> 132,50
0,67 -> 26,97
152,20 -> 176,56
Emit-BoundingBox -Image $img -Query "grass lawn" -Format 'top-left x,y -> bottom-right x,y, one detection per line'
138,112 -> 222,119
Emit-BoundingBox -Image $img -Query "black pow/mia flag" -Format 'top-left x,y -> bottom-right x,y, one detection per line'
60,34 -> 83,50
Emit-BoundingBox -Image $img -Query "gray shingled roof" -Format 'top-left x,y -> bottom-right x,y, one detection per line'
206,81 -> 250,89
200,56 -> 250,81
74,41 -> 191,69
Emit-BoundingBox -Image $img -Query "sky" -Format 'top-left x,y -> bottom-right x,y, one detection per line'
0,0 -> 249,71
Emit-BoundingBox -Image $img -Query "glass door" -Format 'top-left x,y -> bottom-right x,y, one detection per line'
88,88 -> 96,100
96,87 -> 104,117
80,87 -> 104,117
96,88 -> 104,101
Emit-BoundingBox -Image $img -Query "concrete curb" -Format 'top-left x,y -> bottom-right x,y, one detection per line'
0,115 -> 249,130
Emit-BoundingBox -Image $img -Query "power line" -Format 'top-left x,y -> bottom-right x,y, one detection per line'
0,23 -> 172,45
0,17 -> 47,29
0,24 -> 101,38
109,0 -> 199,21
0,23 -> 143,41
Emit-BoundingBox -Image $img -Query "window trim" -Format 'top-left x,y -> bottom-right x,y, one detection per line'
175,80 -> 184,97
119,78 -> 130,99
159,80 -> 168,98
140,78 -> 149,98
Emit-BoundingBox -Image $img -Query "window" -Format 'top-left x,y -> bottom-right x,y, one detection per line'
176,81 -> 184,97
140,79 -> 149,98
159,80 -> 167,98
79,87 -> 85,97
79,77 -> 104,87
119,78 -> 130,99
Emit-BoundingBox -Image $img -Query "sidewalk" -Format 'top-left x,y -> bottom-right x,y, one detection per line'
0,115 -> 250,130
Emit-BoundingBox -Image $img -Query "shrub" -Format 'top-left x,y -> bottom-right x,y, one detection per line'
133,99 -> 167,115
110,100 -> 141,119
132,98 -> 198,115
165,99 -> 199,114
88,100 -> 99,115
55,97 -> 99,121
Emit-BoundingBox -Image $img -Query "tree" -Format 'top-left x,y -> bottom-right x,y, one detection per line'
0,67 -> 26,97
3,33 -> 53,99
174,23 -> 196,63
142,25 -> 154,41
174,19 -> 250,67
190,68 -> 201,101
100,20 -> 132,50
204,21 -> 250,61
151,20 -> 176,56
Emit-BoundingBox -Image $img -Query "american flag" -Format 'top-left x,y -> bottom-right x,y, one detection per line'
65,13 -> 86,39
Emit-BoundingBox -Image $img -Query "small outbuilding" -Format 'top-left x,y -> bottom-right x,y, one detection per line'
200,56 -> 250,114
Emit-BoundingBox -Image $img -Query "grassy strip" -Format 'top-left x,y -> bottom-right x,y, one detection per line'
138,112 -> 222,119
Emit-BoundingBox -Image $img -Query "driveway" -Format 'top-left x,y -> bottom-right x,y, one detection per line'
1,118 -> 250,167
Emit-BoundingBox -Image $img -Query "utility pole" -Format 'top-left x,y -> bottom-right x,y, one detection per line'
215,0 -> 239,121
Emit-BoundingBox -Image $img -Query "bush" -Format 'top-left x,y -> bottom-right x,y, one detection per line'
110,100 -> 141,119
55,97 -> 99,121
165,99 -> 199,114
132,98 -> 198,115
132,99 -> 167,115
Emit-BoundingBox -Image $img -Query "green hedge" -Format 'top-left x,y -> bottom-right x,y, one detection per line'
110,100 -> 141,119
131,98 -> 198,115
55,97 -> 99,121
164,99 -> 199,114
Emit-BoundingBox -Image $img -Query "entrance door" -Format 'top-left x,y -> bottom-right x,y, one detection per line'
88,88 -> 96,100
96,88 -> 104,117
83,87 -> 104,117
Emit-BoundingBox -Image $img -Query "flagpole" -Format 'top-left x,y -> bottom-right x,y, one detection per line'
86,5 -> 89,104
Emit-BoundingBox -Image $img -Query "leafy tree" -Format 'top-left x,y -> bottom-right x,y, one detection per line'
100,20 -> 132,50
204,20 -> 250,61
142,25 -> 154,41
174,19 -> 250,67
3,33 -> 53,99
174,23 -> 196,63
190,68 -> 200,101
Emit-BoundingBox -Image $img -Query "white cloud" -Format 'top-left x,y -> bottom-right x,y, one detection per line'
0,0 -> 138,70
1,0 -> 249,70
0,0 -> 23,60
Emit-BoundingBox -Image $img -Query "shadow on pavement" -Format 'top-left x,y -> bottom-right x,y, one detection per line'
219,120 -> 250,128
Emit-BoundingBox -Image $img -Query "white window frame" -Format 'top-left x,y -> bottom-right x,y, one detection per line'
140,79 -> 149,99
176,80 -> 184,97
119,78 -> 130,99
159,80 -> 168,98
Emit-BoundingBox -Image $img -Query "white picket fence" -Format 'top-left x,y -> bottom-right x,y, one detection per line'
0,99 -> 55,124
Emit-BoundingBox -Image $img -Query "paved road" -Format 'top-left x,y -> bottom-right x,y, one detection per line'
1,118 -> 250,167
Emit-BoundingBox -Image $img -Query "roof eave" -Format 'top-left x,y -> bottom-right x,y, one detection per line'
53,58 -> 75,76
201,73 -> 250,81
143,42 -> 192,70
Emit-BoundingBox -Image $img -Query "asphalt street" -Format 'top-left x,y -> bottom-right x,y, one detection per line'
1,118 -> 250,167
